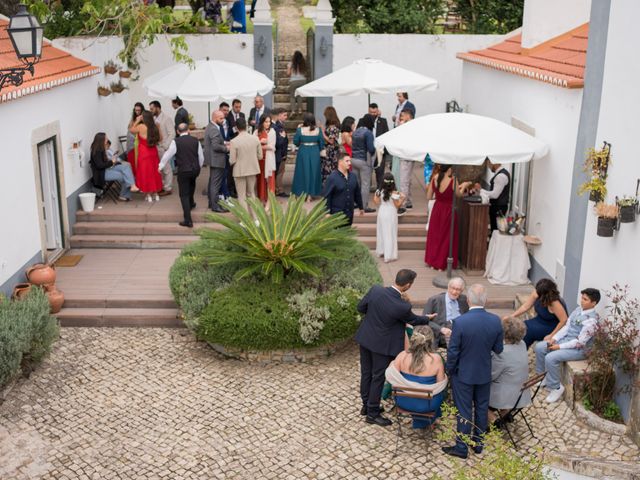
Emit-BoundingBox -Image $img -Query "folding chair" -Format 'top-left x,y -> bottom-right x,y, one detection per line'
391,386 -> 437,457
93,180 -> 120,204
496,371 -> 547,449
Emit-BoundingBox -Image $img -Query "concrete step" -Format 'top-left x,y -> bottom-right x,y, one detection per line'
62,295 -> 177,309
354,224 -> 426,237
76,209 -> 428,224
273,93 -> 290,103
73,221 -> 223,236
57,308 -> 182,328
359,235 -> 425,250
70,235 -> 198,249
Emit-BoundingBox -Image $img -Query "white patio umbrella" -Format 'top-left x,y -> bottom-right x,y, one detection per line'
143,59 -> 274,102
374,112 -> 549,163
375,112 -> 549,286
295,58 -> 438,99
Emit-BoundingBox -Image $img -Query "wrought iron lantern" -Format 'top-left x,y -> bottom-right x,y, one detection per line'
1,4 -> 44,91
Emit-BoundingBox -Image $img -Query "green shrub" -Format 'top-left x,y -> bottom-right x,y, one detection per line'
0,288 -> 59,387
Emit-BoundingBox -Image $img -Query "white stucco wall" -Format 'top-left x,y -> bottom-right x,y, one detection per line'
54,34 -> 254,132
331,34 -> 504,121
579,0 -> 640,302
0,78 -> 107,288
521,0 -> 591,49
460,63 -> 583,283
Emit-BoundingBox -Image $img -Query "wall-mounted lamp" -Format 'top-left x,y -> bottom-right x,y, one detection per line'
1,4 -> 44,92
319,37 -> 331,57
257,36 -> 267,57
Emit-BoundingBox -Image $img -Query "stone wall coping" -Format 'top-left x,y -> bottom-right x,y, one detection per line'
206,339 -> 353,364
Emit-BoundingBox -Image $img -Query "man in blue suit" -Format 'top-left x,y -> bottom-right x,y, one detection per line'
355,269 -> 432,426
442,284 -> 504,459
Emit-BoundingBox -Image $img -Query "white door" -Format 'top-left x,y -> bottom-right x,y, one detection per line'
38,139 -> 63,251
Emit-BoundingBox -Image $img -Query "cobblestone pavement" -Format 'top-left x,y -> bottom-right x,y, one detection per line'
1,328 -> 638,479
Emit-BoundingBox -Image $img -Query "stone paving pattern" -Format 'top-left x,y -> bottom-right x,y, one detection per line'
1,328 -> 638,479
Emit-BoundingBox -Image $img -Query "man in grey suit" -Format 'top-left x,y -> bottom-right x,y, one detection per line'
203,110 -> 229,213
423,277 -> 469,347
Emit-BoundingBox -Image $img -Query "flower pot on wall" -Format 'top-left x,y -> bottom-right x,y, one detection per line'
619,204 -> 637,223
589,190 -> 602,203
119,70 -> 132,79
97,86 -> 112,97
597,217 -> 616,237
26,264 -> 56,286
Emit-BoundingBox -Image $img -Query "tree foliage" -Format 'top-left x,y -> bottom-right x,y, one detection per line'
332,0 -> 447,34
453,0 -> 525,34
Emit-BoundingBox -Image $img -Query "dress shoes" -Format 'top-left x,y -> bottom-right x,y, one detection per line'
211,206 -> 226,213
190,203 -> 196,210
360,405 -> 385,416
179,221 -> 193,228
473,446 -> 483,455
158,190 -> 172,197
276,192 -> 290,198
441,446 -> 468,459
365,415 -> 392,427
364,207 -> 376,213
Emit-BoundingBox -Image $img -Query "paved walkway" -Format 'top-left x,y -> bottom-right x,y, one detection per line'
1,329 -> 638,479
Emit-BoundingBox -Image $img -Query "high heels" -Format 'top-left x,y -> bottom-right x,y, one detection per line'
130,184 -> 140,193
153,193 -> 160,202
145,194 -> 153,203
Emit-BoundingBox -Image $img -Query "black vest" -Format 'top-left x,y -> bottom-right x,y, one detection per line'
174,134 -> 200,174
489,168 -> 510,207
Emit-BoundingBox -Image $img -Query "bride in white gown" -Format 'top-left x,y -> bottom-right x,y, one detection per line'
373,173 -> 405,263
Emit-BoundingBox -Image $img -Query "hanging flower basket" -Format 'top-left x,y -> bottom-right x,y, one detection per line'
119,70 -> 132,79
110,81 -> 126,93
97,86 -> 112,97
617,195 -> 638,224
595,202 -> 618,237
589,190 -> 602,203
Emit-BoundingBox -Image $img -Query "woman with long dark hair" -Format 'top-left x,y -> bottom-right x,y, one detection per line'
126,102 -> 145,168
292,113 -> 324,198
504,278 -> 568,348
321,106 -> 341,184
129,110 -> 163,202
340,116 -> 355,159
287,50 -> 307,115
351,114 -> 376,212
90,132 -> 139,201
424,165 -> 472,270
254,114 -> 276,203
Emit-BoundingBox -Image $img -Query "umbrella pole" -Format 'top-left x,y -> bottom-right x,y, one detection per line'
208,102 -> 211,121
367,93 -> 370,107
433,168 -> 461,288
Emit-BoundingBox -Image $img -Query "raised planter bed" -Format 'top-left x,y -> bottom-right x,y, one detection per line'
208,339 -> 353,364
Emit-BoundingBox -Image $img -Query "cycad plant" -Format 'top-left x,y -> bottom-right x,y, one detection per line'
198,192 -> 357,283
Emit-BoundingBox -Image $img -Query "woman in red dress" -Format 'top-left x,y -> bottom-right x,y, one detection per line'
255,114 -> 276,203
129,111 -> 163,202
424,165 -> 471,270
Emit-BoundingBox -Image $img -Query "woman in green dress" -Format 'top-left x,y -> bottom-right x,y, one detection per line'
292,113 -> 324,198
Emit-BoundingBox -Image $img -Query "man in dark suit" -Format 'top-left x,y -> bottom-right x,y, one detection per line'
248,95 -> 271,133
423,277 -> 469,347
355,269 -> 431,426
392,92 -> 416,127
203,110 -> 229,212
271,108 -> 289,197
158,123 -> 203,228
227,98 -> 245,140
172,97 -> 189,134
442,284 -> 504,459
369,103 -> 391,191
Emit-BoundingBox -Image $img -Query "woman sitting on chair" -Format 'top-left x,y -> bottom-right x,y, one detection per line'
385,326 -> 447,429
489,316 -> 531,426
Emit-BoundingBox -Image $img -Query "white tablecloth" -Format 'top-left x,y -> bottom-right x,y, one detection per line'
485,231 -> 531,285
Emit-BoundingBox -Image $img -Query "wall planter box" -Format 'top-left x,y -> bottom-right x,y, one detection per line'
619,204 -> 637,223
597,217 -> 616,237
589,190 -> 603,203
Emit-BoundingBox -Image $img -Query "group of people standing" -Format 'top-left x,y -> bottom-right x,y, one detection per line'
356,270 -> 602,459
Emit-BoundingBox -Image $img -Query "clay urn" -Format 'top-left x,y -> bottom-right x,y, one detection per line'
26,264 -> 56,286
44,285 -> 64,314
12,283 -> 32,300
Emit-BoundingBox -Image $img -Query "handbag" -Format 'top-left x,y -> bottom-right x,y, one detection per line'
319,148 -> 327,158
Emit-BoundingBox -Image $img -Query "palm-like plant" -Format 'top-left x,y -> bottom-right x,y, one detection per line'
198,192 -> 357,283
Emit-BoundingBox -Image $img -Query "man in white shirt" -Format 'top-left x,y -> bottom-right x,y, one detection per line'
248,95 -> 271,133
534,288 -> 601,403
149,100 -> 176,196
474,161 -> 510,231
391,92 -> 416,127
159,123 -> 204,228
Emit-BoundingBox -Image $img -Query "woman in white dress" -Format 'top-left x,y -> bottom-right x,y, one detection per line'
373,173 -> 405,262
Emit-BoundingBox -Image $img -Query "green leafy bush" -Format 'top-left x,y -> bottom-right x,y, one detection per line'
170,216 -> 381,350
0,288 -> 59,387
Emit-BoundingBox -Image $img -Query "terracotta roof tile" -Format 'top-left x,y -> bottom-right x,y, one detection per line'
457,23 -> 589,89
0,19 -> 100,103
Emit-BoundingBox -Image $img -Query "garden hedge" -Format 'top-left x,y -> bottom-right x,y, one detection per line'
169,239 -> 382,350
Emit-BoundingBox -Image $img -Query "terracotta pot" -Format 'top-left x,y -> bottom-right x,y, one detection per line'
12,283 -> 32,300
26,264 -> 56,286
119,70 -> 132,78
44,285 -> 64,314
97,87 -> 112,97
104,65 -> 118,74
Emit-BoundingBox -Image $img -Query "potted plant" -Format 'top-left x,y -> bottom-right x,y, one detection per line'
188,113 -> 196,130
578,142 -> 612,202
617,196 -> 638,223
97,85 -> 112,97
110,81 -> 126,93
118,70 -> 132,79
104,60 -> 119,75
595,202 -> 618,237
